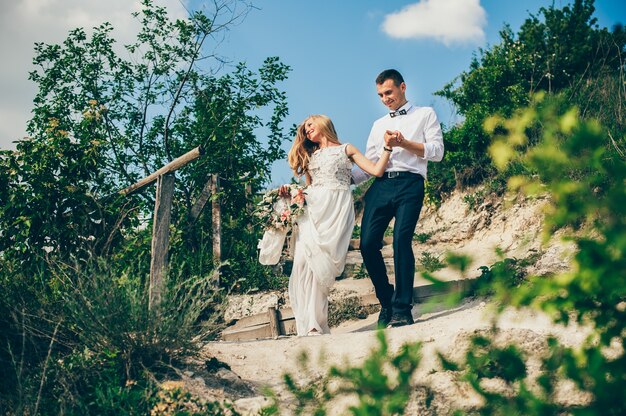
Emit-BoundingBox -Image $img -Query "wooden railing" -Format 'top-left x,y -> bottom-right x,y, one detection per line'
119,146 -> 204,196
119,146 -> 213,310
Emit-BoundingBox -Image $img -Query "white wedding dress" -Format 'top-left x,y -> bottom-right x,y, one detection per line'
289,144 -> 355,336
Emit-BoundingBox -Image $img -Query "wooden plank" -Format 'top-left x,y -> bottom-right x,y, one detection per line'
231,313 -> 270,329
222,317 -> 298,341
279,318 -> 297,336
277,308 -> 295,321
413,279 -> 471,301
335,280 -> 472,308
119,146 -> 203,196
149,173 -> 175,310
229,308 -> 295,330
268,307 -> 280,338
222,324 -> 273,342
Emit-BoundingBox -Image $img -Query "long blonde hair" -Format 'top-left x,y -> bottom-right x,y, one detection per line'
288,114 -> 341,177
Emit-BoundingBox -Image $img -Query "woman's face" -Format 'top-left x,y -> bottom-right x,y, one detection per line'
304,118 -> 321,143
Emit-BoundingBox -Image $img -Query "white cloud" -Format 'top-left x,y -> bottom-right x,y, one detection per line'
381,0 -> 486,46
0,0 -> 188,150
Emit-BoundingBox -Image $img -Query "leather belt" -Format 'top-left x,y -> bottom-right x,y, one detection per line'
380,171 -> 423,180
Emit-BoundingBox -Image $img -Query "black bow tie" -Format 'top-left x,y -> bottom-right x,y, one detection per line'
390,109 -> 407,118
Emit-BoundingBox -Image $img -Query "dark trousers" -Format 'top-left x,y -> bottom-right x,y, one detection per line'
360,174 -> 424,314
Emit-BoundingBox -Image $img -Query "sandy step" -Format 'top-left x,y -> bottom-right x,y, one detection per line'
221,279 -> 474,341
340,252 -> 394,280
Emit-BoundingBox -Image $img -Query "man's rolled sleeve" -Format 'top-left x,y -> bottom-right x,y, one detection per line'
422,109 -> 444,162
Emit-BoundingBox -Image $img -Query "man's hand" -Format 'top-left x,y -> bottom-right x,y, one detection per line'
384,130 -> 404,147
386,129 -> 426,158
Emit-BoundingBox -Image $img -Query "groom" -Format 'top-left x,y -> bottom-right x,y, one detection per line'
360,69 -> 444,328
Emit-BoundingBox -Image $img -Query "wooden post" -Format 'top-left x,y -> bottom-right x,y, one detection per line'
149,173 -> 175,310
211,174 -> 221,267
245,182 -> 252,209
268,307 -> 280,338
115,148 -> 204,313
244,181 -> 253,232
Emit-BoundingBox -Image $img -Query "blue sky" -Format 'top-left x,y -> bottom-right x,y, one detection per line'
1,0 -> 625,186
216,0 -> 625,185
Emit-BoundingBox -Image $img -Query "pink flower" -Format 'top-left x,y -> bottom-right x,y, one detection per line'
280,209 -> 292,222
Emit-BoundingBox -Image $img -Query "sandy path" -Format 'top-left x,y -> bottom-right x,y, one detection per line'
203,297 -> 587,414
201,189 -> 582,414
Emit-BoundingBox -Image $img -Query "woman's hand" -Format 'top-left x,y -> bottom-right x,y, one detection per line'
278,185 -> 291,198
346,143 -> 391,177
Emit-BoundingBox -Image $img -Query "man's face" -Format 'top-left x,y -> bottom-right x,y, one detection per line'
376,79 -> 406,111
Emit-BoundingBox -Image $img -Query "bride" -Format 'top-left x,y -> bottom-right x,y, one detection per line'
287,114 -> 394,336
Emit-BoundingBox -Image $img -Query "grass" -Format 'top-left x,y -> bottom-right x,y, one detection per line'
414,232 -> 432,243
463,189 -> 487,211
328,297 -> 377,327
0,258 -> 229,415
418,251 -> 446,272
352,264 -> 369,280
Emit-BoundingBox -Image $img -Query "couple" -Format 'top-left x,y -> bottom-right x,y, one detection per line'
287,69 -> 444,336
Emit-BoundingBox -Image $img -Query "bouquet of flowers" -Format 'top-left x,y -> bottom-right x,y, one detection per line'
254,184 -> 306,231
255,184 -> 306,265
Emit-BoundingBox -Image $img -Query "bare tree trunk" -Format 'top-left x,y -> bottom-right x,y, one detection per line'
189,175 -> 214,224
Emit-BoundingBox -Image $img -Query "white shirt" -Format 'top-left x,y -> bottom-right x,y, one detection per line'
363,102 -> 444,180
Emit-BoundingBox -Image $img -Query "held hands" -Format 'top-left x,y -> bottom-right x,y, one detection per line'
384,130 -> 404,148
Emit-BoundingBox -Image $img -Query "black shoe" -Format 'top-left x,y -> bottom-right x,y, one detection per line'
387,312 -> 414,328
377,306 -> 392,328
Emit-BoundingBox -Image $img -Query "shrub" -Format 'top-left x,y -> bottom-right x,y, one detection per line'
265,331 -> 426,415
413,232 -> 432,244
151,382 -> 239,415
446,95 -> 626,414
352,264 -> 369,280
418,251 -> 446,273
0,258 -> 227,414
328,297 -> 371,327
471,252 -> 540,297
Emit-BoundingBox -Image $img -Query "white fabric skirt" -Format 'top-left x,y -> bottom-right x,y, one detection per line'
288,186 -> 355,335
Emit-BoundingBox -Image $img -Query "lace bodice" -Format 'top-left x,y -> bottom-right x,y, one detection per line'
307,144 -> 353,190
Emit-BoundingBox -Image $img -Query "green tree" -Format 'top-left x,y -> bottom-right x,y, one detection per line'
174,58 -> 291,289
0,1 -> 291,413
431,0 -> 625,196
0,0 -> 291,287
445,95 -> 626,415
